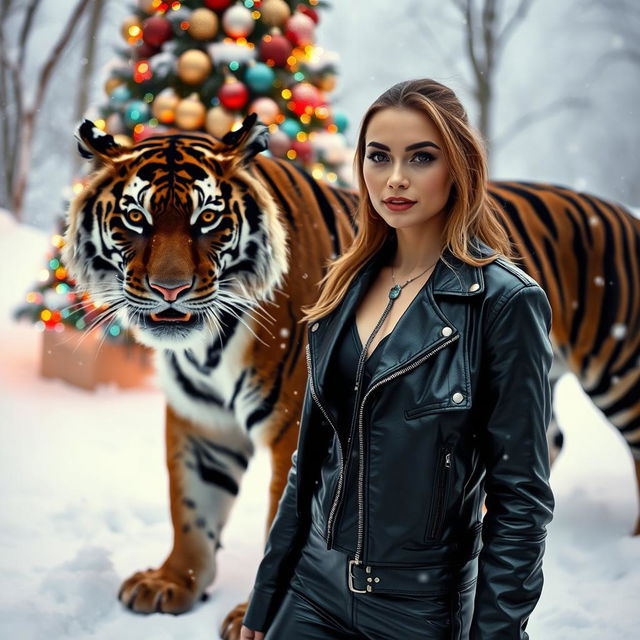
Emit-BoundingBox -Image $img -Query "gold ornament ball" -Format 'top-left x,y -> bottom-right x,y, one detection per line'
319,74 -> 337,92
175,94 -> 206,130
121,15 -> 143,44
177,49 -> 213,85
261,0 -> 291,27
113,134 -> 134,147
152,89 -> 180,124
205,106 -> 236,138
137,0 -> 157,13
188,8 -> 219,41
104,76 -> 124,96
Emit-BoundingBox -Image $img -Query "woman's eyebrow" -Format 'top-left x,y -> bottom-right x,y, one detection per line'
366,141 -> 441,151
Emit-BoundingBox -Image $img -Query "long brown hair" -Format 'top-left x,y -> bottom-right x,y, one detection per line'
300,78 -> 515,325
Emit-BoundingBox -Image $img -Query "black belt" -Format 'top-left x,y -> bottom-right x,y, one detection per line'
347,555 -> 478,596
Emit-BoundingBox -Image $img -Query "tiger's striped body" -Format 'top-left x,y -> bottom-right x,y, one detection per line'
65,117 -> 640,639
488,181 -> 640,468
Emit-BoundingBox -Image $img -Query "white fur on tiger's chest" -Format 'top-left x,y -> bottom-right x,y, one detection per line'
155,317 -> 263,435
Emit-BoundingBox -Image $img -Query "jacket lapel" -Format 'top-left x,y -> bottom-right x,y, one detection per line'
307,232 -> 495,416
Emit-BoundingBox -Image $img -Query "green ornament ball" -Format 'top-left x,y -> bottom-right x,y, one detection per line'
245,63 -> 275,93
124,100 -> 151,127
281,118 -> 302,138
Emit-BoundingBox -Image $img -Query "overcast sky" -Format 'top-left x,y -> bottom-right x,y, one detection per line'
7,0 -> 639,228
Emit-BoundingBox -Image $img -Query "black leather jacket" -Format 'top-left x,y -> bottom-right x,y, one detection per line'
244,233 -> 555,639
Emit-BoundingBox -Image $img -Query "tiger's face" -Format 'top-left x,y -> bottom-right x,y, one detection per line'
63,115 -> 289,350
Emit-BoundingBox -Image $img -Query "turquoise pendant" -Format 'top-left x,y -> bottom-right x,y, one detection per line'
389,284 -> 401,299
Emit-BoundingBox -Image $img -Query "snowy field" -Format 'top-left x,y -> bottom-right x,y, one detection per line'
0,211 -> 638,639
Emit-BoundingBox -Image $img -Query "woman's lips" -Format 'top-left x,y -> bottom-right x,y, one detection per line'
383,199 -> 416,211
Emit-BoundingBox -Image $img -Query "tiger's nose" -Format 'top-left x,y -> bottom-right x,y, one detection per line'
148,279 -> 193,301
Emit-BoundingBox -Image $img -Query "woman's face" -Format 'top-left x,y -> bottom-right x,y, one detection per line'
362,107 -> 454,231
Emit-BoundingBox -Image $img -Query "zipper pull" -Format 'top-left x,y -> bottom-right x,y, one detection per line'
444,451 -> 452,468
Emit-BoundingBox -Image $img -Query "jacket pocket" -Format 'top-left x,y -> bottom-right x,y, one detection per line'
424,446 -> 453,541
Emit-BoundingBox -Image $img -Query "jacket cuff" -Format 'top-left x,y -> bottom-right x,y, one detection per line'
242,585 -> 283,633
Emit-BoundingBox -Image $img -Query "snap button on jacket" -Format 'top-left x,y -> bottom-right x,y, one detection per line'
244,233 -> 555,639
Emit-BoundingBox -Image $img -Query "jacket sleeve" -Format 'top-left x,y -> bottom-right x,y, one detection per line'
242,447 -> 307,632
470,284 -> 555,640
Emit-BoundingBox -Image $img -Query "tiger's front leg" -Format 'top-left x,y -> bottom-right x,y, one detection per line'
119,404 -> 253,614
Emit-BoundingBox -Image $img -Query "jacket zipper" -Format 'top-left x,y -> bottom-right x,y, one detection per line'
427,447 -> 453,539
306,332 -> 461,561
304,342 -> 345,546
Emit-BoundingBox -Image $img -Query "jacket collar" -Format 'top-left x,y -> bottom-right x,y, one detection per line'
307,232 -> 495,420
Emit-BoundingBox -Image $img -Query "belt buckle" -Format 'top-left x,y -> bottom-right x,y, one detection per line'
348,559 -> 369,594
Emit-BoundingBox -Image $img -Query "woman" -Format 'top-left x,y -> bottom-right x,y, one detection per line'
240,78 -> 555,639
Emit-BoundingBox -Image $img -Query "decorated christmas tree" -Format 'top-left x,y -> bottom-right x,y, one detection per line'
14,178 -> 129,339
103,0 -> 350,182
17,0 -> 351,340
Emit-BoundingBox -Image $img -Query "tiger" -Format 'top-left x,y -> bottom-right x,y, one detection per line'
64,114 -> 640,640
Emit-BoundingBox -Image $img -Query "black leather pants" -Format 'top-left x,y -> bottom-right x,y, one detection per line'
265,521 -> 476,640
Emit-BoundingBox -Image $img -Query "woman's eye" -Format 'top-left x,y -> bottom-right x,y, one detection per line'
413,151 -> 436,163
365,151 -> 436,164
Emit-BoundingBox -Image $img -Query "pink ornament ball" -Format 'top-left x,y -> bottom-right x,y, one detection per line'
268,129 -> 290,157
292,139 -> 314,164
285,12 -> 315,47
297,4 -> 319,25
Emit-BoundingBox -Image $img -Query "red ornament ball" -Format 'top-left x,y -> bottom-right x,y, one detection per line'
290,82 -> 323,116
142,16 -> 173,48
204,0 -> 232,10
219,79 -> 249,110
259,33 -> 292,68
296,5 -> 320,25
292,139 -> 314,164
133,41 -> 159,61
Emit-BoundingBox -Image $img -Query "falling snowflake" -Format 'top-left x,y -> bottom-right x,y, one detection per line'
610,323 -> 627,339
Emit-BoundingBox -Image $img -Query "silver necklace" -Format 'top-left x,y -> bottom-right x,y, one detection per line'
353,254 -> 439,391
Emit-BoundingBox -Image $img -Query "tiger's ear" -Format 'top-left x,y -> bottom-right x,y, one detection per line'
74,119 -> 128,164
220,112 -> 269,164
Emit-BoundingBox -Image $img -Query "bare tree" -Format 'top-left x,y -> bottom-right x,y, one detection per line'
411,0 -> 587,166
580,0 -> 640,71
72,0 -> 106,175
0,0 -> 92,220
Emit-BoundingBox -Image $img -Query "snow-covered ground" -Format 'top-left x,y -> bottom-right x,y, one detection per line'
0,211 -> 638,639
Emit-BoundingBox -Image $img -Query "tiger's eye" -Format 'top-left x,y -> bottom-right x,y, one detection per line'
201,211 -> 215,224
128,210 -> 143,223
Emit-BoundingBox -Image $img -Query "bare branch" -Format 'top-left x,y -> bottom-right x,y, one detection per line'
410,4 -> 472,90
18,0 -> 41,69
496,0 -> 533,51
463,0 -> 483,94
32,0 -> 90,116
482,0 -> 496,75
12,0 -> 91,216
0,29 -> 9,205
73,0 -> 105,173
493,97 -> 590,150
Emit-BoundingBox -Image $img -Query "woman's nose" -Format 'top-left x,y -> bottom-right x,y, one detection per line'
387,163 -> 409,189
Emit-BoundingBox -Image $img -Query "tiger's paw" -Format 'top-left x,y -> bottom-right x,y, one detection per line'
118,566 -> 207,614
218,601 -> 248,640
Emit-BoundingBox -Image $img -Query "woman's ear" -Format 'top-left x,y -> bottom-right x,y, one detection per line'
220,112 -> 270,165
74,119 -> 128,165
